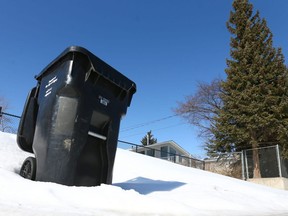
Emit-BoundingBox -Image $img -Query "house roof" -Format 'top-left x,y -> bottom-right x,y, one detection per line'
139,140 -> 192,157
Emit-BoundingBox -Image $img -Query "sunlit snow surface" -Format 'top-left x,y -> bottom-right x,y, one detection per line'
1,131 -> 288,216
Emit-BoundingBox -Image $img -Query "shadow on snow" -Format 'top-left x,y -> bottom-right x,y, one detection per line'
114,177 -> 186,195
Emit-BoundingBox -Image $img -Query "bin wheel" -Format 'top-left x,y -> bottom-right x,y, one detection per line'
20,157 -> 36,180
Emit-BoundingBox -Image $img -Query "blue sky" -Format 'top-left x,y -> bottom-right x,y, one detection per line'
1,0 -> 288,158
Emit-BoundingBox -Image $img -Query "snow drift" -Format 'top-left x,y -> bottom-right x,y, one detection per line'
1,131 -> 288,216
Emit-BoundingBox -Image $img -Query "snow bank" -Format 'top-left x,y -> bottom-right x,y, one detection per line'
1,131 -> 288,216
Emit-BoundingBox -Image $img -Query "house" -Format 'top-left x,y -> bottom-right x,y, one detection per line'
131,140 -> 203,168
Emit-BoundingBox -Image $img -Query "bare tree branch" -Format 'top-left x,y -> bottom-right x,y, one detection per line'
174,78 -> 223,139
0,96 -> 13,132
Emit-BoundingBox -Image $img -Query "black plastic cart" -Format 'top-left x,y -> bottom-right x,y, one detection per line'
17,46 -> 136,186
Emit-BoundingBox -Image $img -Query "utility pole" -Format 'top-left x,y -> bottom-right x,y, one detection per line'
146,133 -> 149,146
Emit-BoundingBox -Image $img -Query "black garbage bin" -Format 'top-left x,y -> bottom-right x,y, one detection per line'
17,46 -> 136,186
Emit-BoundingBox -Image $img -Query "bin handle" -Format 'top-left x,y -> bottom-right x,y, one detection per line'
88,131 -> 107,140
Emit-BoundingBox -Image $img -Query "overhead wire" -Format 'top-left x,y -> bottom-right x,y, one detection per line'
119,113 -> 190,140
120,122 -> 187,139
120,114 -> 179,132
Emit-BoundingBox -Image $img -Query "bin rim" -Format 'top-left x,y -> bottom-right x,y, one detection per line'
35,46 -> 89,80
35,46 -> 136,94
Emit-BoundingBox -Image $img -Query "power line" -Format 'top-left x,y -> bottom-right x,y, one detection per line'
120,114 -> 179,132
120,122 -> 187,139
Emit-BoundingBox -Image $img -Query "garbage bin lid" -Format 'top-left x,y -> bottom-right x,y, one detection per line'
35,46 -> 136,95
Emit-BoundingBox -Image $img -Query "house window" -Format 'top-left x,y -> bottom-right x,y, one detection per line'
161,146 -> 168,159
146,149 -> 155,157
169,147 -> 176,162
170,147 -> 176,155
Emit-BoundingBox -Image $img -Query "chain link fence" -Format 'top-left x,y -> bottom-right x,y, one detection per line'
120,140 -> 288,181
242,145 -> 288,179
204,145 -> 288,180
0,108 -> 20,133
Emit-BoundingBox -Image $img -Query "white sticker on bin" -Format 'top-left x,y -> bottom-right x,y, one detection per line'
45,76 -> 58,97
46,76 -> 58,88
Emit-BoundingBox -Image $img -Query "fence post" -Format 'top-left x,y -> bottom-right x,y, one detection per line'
276,145 -> 282,178
241,150 -> 245,180
244,150 -> 249,180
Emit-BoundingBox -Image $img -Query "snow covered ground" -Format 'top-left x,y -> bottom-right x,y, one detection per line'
1,131 -> 288,216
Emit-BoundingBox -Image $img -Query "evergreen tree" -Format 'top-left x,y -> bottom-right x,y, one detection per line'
141,131 -> 158,146
213,0 -> 288,177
